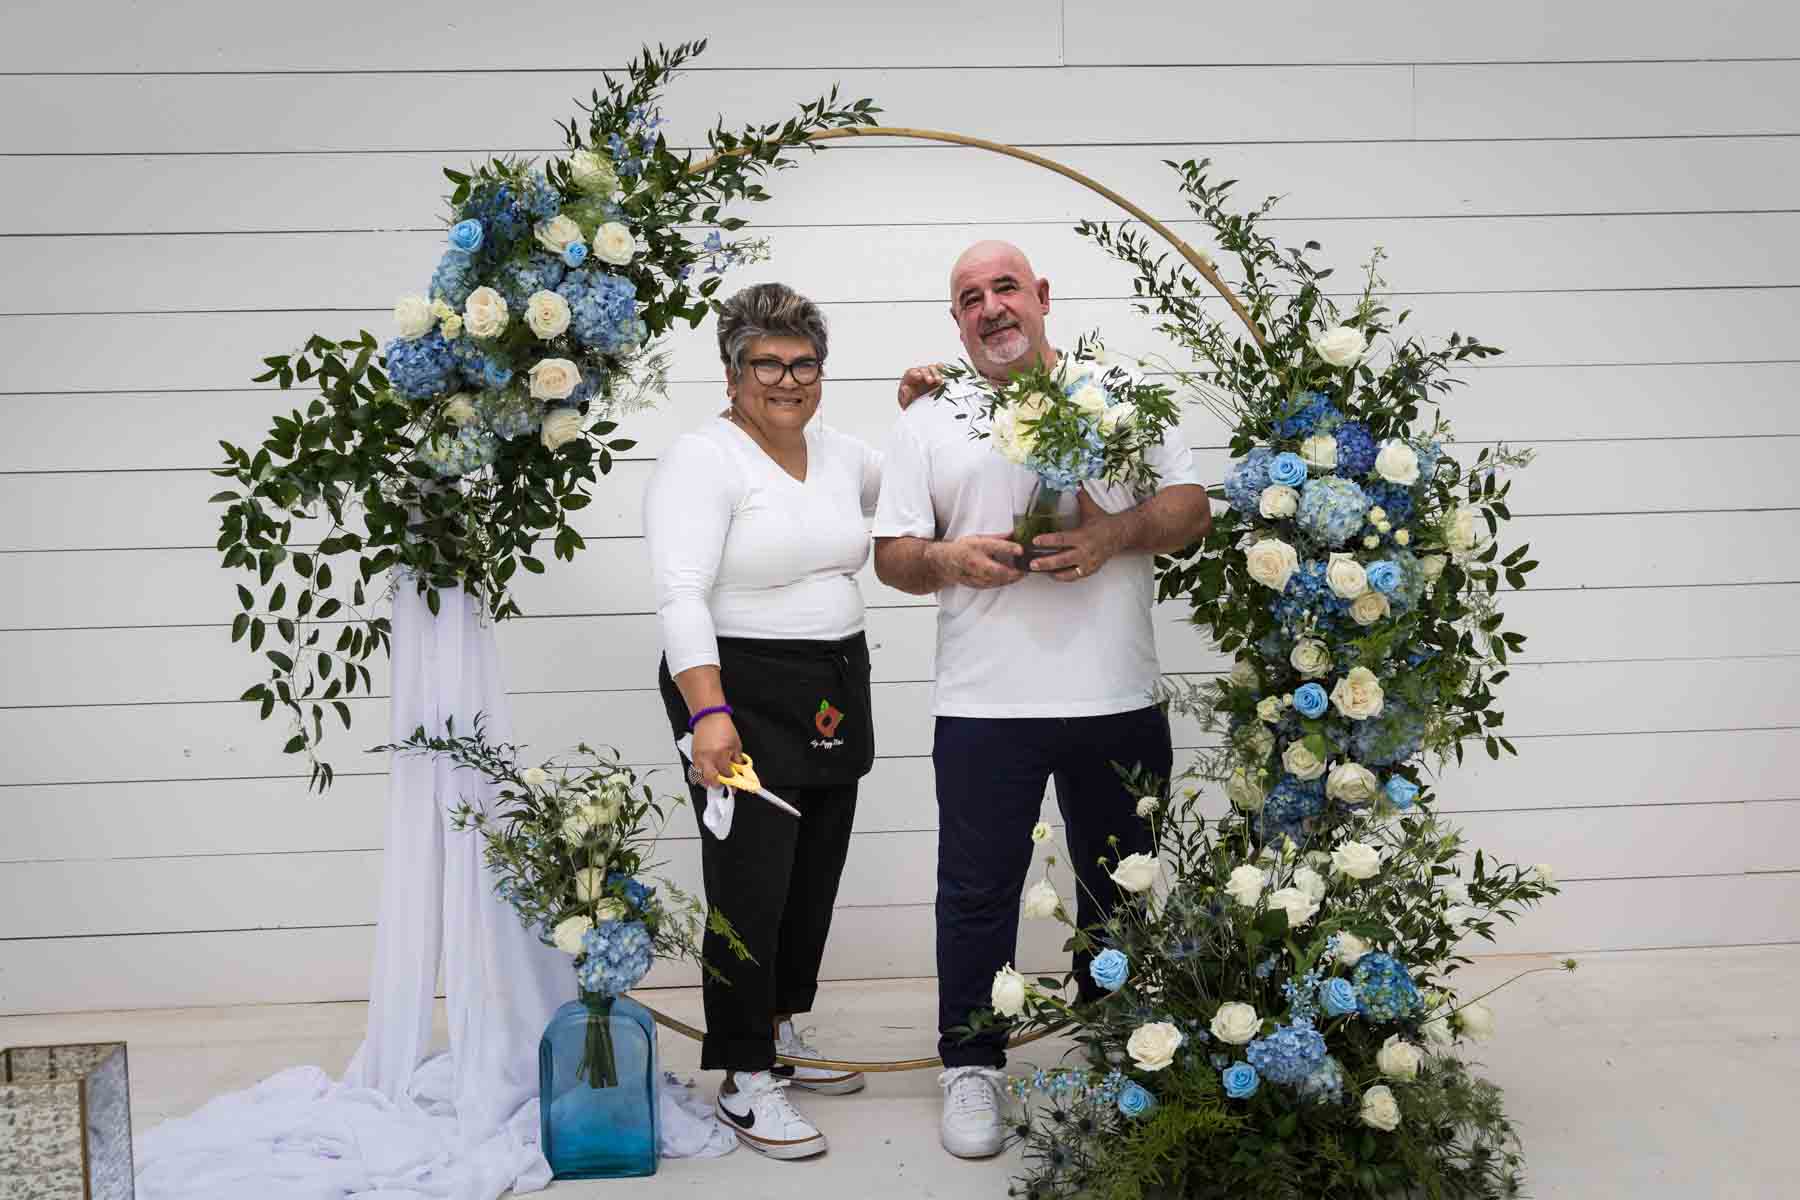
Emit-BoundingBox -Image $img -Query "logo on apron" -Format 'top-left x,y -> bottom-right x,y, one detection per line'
812,698 -> 845,749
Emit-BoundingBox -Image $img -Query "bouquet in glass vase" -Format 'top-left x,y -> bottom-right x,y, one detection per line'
942,338 -> 1181,563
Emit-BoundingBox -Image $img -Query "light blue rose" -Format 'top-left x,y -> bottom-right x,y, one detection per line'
1366,560 -> 1402,594
1221,1062 -> 1259,1099
1293,682 -> 1329,719
1269,451 -> 1308,488
1116,1081 -> 1157,1118
1321,978 -> 1360,1017
1385,776 -> 1420,810
1089,948 -> 1130,991
563,241 -> 589,268
449,219 -> 485,253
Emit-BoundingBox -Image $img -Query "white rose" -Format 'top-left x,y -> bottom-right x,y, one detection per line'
1266,886 -> 1319,928
1245,537 -> 1300,593
1326,762 -> 1381,806
1245,726 -> 1276,759
1313,324 -> 1368,367
1334,932 -> 1371,967
1290,638 -> 1332,678
574,868 -> 606,904
463,286 -> 509,338
1109,852 -> 1160,894
1256,696 -> 1284,724
529,359 -> 582,403
1329,666 -> 1386,721
524,290 -> 572,340
1374,439 -> 1421,485
1421,553 -> 1448,580
1360,1084 -> 1402,1131
1444,505 -> 1480,557
540,407 -> 584,451
1226,768 -> 1266,813
1098,402 -> 1136,433
1282,740 -> 1327,782
1136,795 -> 1159,818
552,914 -> 594,955
592,221 -> 637,266
1292,865 -> 1328,903
1209,1002 -> 1260,1046
1126,1021 -> 1185,1072
1532,863 -> 1556,885
1031,821 -> 1053,844
1325,553 -> 1369,600
1230,659 -> 1259,689
521,767 -> 549,787
1070,382 -> 1109,417
532,215 -> 583,256
1258,484 -> 1299,519
568,149 -> 620,196
1331,839 -> 1382,880
442,394 -> 477,426
393,294 -> 434,340
1420,1009 -> 1455,1048
1376,1035 -> 1422,1080
1457,1001 -> 1496,1041
1300,433 -> 1339,469
1349,591 -> 1391,627
991,964 -> 1027,1019
1225,864 -> 1266,907
1022,878 -> 1062,920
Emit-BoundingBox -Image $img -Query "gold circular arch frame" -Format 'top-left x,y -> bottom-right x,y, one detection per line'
635,124 -> 1254,1074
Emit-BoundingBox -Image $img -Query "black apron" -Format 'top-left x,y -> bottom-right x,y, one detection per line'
658,632 -> 875,790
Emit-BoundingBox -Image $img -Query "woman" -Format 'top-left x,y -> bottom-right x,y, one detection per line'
645,282 -> 892,1160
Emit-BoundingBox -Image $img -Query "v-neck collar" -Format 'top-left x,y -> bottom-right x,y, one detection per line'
720,413 -> 810,485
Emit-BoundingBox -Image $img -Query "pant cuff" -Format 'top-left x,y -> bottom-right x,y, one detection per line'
700,1034 -> 775,1073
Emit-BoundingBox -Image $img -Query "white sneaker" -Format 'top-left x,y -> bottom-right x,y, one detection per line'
716,1071 -> 828,1160
772,1020 -> 867,1095
938,1066 -> 1008,1159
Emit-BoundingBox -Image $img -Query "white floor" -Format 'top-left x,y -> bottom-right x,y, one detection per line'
3,945 -> 1795,1199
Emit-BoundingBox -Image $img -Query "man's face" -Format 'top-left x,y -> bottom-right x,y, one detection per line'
949,243 -> 1052,381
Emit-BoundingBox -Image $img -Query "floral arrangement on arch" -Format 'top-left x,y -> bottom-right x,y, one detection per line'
973,162 -> 1565,1200
208,40 -> 878,787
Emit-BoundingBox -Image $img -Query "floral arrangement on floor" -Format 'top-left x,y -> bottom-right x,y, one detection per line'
939,342 -> 1182,558
382,718 -> 746,1086
976,162 -> 1566,1199
210,40 -> 878,787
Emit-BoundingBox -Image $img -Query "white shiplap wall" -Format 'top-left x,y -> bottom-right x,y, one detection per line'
3,1 -> 1798,1015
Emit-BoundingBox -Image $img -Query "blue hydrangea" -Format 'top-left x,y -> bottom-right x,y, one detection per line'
1246,1019 -> 1328,1086
558,271 -> 641,353
1223,447 -> 1274,513
1352,953 -> 1424,1022
431,249 -> 479,308
477,389 -> 541,440
1320,978 -> 1360,1017
451,339 -> 516,394
577,920 -> 654,997
1270,561 -> 1348,638
1296,1055 -> 1346,1104
1364,480 -> 1415,527
1298,477 -> 1371,547
519,172 -> 561,221
1388,549 -> 1429,610
608,873 -> 655,914
1366,560 -> 1402,595
1334,422 -> 1377,476
385,330 -> 458,400
463,184 -> 530,251
1293,682 -> 1329,718
1117,1081 -> 1157,1117
1275,392 -> 1338,439
492,255 -> 567,315
1030,429 -> 1107,493
1385,776 -> 1421,809
1221,1062 -> 1260,1099
1351,701 -> 1426,767
1258,777 -> 1325,844
416,424 -> 498,478
1268,451 -> 1308,488
1089,948 -> 1130,991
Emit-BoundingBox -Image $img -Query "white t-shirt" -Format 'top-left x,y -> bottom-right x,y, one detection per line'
645,416 -> 881,675
872,380 -> 1206,718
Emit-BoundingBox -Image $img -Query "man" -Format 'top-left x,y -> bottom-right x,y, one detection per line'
872,241 -> 1212,1158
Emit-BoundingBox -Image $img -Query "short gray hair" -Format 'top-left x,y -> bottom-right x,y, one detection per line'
715,282 -> 828,374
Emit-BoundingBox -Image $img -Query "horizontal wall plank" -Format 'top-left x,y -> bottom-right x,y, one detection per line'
11,139 -> 1800,236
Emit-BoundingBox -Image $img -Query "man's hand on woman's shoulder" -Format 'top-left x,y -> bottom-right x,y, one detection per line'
897,363 -> 949,410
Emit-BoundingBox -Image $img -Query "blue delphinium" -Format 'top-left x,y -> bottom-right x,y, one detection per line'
463,184 -> 529,251
1268,451 -> 1308,488
1275,391 -> 1338,439
1116,1081 -> 1157,1117
1223,447 -> 1275,513
1366,560 -> 1402,595
1295,1055 -> 1346,1104
1089,948 -> 1130,991
1221,1062 -> 1260,1099
1320,978 -> 1360,1018
431,249 -> 478,308
558,272 -> 641,352
519,171 -> 561,221
1298,477 -> 1372,546
1385,776 -> 1421,809
385,330 -> 458,400
1352,952 -> 1424,1022
1292,682 -> 1329,718
577,920 -> 654,996
1333,421 -> 1377,476
1246,1019 -> 1328,1085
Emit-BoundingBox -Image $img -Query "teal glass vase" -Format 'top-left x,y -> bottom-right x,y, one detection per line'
538,991 -> 660,1179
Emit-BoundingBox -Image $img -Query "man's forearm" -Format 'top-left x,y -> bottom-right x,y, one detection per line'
1108,484 -> 1213,556
873,536 -> 948,595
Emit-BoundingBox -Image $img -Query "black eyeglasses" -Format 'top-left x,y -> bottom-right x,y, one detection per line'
746,356 -> 823,386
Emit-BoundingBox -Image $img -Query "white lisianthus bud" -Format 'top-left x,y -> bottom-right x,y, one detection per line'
592,221 -> 637,266
560,808 -> 599,843
552,914 -> 594,955
1290,638 -> 1332,678
1300,433 -> 1339,469
1329,666 -> 1386,721
1376,1035 -> 1422,1080
1246,726 -> 1276,759
1136,795 -> 1159,818
440,313 -> 464,339
1334,932 -> 1371,967
1444,505 -> 1481,558
1363,535 -> 1381,549
1126,1021 -> 1185,1072
991,964 -> 1028,1018
1532,863 -> 1556,885
529,358 -> 582,403
1375,520 -> 1392,534
1374,439 -> 1421,485
521,767 -> 550,787
1281,740 -> 1328,782
1331,839 -> 1382,880
1021,878 -> 1062,920
1226,767 -> 1266,812
1313,324 -> 1368,367
430,298 -> 456,321
1360,1084 -> 1402,1131
1256,696 -> 1283,723
1394,528 -> 1412,546
1225,864 -> 1266,907
1326,552 -> 1369,599
1457,1001 -> 1496,1041
1266,886 -> 1319,928
540,406 -> 584,451
1368,505 -> 1387,522
1349,591 -> 1391,626
1292,865 -> 1328,903
393,294 -> 434,339
1245,537 -> 1300,592
1259,484 -> 1300,519
1031,820 -> 1053,844
1109,852 -> 1160,894
442,394 -> 477,426
1326,762 -> 1382,806
524,290 -> 573,340
463,286 -> 509,338
1210,1002 -> 1260,1046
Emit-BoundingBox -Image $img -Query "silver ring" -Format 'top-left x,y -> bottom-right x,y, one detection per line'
1075,564 -> 1084,577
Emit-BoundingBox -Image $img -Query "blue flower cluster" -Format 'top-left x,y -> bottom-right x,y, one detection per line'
477,390 -> 541,440
1334,422 -> 1377,476
1298,476 -> 1371,546
557,272 -> 641,352
1030,430 -> 1107,494
1223,447 -> 1275,513
1258,777 -> 1325,844
608,873 -> 655,914
385,330 -> 458,400
1275,391 -> 1338,439
417,426 -> 499,478
1246,1018 -> 1328,1086
493,255 -> 566,315
431,249 -> 479,308
1352,952 -> 1424,1022
1350,701 -> 1426,767
1295,1054 -> 1345,1104
452,339 -> 516,394
1364,479 -> 1415,526
1385,776 -> 1421,809
1270,561 -> 1348,638
577,920 -> 654,997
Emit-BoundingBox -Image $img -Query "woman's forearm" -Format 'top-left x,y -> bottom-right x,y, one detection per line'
671,663 -> 727,719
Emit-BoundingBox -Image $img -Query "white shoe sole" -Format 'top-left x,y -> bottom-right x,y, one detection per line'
729,1125 -> 829,1160
776,1068 -> 866,1096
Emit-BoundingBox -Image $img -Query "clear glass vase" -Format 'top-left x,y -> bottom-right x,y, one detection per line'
538,991 -> 660,1179
1011,481 -> 1080,565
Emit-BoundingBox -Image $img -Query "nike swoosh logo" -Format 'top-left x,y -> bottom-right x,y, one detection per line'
721,1104 -> 756,1130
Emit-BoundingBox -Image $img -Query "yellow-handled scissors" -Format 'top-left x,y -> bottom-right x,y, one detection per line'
712,754 -> 802,818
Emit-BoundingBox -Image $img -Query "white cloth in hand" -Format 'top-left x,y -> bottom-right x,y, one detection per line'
675,732 -> 735,839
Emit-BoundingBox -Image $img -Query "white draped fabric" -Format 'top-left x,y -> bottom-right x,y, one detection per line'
134,584 -> 731,1200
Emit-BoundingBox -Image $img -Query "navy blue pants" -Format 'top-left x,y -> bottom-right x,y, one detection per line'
934,705 -> 1172,1067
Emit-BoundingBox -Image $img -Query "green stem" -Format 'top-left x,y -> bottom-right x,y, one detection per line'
577,991 -> 619,1088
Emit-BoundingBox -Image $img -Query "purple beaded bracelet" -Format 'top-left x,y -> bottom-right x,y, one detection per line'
688,703 -> 733,731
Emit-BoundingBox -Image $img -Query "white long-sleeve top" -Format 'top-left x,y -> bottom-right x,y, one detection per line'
645,416 -> 882,676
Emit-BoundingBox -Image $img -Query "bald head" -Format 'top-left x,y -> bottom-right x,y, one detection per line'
948,241 -> 1054,381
